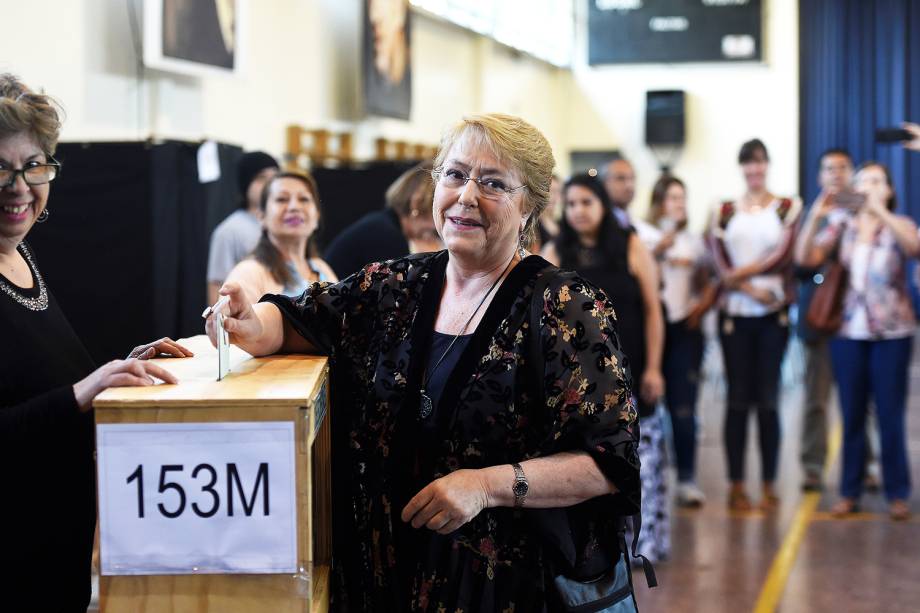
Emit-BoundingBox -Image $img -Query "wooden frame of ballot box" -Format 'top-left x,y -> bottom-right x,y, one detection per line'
93,336 -> 331,613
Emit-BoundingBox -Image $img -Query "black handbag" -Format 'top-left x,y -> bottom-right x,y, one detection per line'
527,264 -> 657,612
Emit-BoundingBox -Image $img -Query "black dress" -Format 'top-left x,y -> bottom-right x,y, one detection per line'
261,251 -> 640,611
557,227 -> 654,418
0,242 -> 96,612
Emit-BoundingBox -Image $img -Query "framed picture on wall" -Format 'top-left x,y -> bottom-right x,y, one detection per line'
363,0 -> 412,120
144,0 -> 246,77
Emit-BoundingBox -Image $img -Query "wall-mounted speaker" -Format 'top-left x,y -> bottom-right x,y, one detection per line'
646,90 -> 685,146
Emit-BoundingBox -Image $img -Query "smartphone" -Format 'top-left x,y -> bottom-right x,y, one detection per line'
834,188 -> 866,210
875,127 -> 913,143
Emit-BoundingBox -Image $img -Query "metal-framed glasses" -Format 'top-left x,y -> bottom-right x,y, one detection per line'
433,166 -> 526,200
0,158 -> 61,189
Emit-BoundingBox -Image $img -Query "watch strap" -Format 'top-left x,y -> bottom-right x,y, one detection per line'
511,462 -> 528,507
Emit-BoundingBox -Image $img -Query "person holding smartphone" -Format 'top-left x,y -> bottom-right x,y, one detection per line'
793,149 -> 854,491
903,122 -> 920,151
796,161 -> 919,521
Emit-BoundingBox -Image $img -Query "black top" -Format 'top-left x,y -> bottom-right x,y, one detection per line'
0,243 -> 96,611
420,332 -> 472,437
323,208 -> 410,280
558,230 -> 655,418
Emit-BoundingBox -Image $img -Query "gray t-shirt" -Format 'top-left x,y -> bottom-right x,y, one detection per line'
206,210 -> 262,283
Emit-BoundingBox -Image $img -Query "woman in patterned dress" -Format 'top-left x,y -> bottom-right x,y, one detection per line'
206,114 -> 641,610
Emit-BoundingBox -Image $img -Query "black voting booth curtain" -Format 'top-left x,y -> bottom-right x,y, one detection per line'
27,146 -> 418,364
28,141 -> 242,364
311,162 -> 416,253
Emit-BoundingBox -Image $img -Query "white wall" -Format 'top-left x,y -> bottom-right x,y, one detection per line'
563,0 -> 799,230
0,0 -> 568,166
0,0 -> 797,229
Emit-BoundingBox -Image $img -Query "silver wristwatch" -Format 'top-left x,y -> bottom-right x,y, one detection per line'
511,462 -> 528,507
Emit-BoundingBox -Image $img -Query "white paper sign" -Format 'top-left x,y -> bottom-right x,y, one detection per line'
197,140 -> 221,183
97,422 -> 298,575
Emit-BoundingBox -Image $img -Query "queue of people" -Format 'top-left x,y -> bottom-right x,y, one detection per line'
5,66 -> 920,611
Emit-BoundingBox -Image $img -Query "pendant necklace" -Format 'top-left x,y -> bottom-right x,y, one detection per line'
419,254 -> 516,419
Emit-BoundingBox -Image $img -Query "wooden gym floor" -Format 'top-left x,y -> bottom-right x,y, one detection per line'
635,339 -> 920,613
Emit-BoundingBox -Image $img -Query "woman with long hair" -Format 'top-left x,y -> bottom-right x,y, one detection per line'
796,161 -> 919,521
225,171 -> 337,304
543,173 -> 668,561
647,175 -> 717,507
707,139 -> 801,512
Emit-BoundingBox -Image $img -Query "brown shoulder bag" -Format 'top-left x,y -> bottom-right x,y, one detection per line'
805,261 -> 848,335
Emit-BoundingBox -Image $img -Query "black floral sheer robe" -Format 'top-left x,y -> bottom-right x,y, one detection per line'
261,251 -> 640,612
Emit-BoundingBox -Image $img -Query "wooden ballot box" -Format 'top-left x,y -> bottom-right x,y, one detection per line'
93,336 -> 331,613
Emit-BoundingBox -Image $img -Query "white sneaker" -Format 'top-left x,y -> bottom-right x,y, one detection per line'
676,482 -> 706,508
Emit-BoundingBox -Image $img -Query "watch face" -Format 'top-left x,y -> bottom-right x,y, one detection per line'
513,480 -> 529,497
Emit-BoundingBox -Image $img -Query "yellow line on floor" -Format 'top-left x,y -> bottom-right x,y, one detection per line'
811,511 -> 920,524
752,421 -> 842,613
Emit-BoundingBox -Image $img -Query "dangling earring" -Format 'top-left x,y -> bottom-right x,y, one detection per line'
518,228 -> 527,259
36,209 -> 50,223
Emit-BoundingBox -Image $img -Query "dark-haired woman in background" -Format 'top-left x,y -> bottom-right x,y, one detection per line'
542,174 -> 668,561
796,162 -> 919,521
647,175 -> 717,508
707,139 -> 800,512
225,171 -> 337,305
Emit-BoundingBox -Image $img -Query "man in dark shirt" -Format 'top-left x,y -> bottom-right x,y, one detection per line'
324,162 -> 437,279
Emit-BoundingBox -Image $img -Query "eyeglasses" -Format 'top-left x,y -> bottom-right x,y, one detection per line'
0,158 -> 61,189
433,166 -> 526,200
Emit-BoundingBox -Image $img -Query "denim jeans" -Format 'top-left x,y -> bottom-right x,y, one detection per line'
663,318 -> 704,482
830,336 -> 913,501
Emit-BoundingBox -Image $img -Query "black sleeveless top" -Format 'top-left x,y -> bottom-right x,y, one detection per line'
558,228 -> 653,418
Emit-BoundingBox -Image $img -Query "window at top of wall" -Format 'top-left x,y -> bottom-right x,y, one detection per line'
409,0 -> 575,67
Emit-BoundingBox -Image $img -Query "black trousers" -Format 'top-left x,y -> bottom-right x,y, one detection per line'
718,311 -> 789,482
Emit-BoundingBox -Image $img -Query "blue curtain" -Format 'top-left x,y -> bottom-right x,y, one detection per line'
800,0 -> 920,217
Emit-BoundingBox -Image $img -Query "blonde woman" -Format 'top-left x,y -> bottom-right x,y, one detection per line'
207,114 -> 640,610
